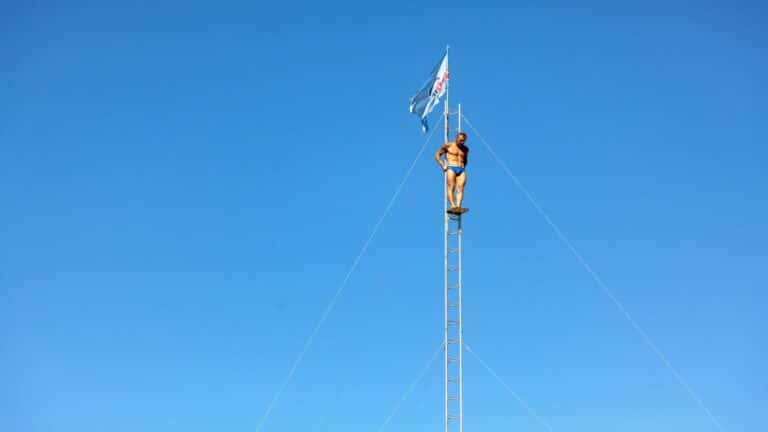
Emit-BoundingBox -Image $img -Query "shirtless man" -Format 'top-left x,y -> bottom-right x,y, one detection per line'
435,132 -> 469,213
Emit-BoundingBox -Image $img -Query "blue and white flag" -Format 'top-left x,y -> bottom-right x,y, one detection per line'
409,52 -> 449,132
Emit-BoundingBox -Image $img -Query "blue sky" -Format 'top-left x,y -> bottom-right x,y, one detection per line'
2,1 -> 766,431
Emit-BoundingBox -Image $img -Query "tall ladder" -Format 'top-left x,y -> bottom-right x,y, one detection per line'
444,211 -> 464,432
444,101 -> 464,432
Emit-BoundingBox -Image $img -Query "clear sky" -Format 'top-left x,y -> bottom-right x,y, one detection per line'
2,1 -> 766,431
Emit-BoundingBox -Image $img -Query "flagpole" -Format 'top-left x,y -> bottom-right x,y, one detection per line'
442,44 -> 450,432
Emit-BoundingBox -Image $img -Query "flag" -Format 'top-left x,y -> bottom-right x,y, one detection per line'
409,52 -> 449,132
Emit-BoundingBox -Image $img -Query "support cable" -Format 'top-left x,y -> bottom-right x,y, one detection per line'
461,115 -> 724,432
255,127 -> 438,432
465,344 -> 554,432
375,340 -> 445,432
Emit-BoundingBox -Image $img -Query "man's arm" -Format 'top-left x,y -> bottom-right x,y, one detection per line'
464,147 -> 469,167
434,144 -> 448,171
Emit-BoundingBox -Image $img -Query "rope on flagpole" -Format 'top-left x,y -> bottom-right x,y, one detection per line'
465,344 -> 554,432
375,340 -> 445,432
255,125 -> 439,432
461,114 -> 725,432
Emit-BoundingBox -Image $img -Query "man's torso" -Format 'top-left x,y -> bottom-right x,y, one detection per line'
445,142 -> 468,167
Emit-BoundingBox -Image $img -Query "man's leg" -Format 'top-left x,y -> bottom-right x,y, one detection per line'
445,170 -> 457,208
456,171 -> 467,208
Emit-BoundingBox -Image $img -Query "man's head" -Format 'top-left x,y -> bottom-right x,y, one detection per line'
456,132 -> 467,145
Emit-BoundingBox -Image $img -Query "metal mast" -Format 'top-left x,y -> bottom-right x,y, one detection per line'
443,52 -> 464,432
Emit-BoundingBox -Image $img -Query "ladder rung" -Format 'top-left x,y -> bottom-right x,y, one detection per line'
448,356 -> 458,363
449,248 -> 459,253
447,266 -> 459,272
448,284 -> 459,290
447,320 -> 460,326
447,338 -> 459,344
448,377 -> 460,382
448,303 -> 460,308
448,231 -> 459,235
448,415 -> 459,420
448,395 -> 458,400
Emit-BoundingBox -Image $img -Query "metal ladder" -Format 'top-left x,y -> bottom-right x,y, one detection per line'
444,211 -> 464,432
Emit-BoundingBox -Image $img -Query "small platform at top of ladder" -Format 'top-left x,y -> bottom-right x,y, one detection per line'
446,207 -> 470,215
